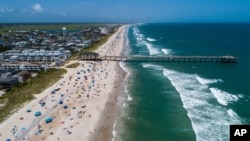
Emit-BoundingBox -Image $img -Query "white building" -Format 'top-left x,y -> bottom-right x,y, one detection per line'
99,27 -> 108,35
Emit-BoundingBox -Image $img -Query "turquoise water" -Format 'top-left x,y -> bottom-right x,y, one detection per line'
118,23 -> 250,141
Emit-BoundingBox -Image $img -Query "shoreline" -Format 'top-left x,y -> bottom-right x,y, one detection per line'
90,25 -> 130,141
0,25 -> 130,141
89,63 -> 127,141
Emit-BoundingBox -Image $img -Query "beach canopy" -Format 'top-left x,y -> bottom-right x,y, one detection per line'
45,117 -> 53,123
35,111 -> 41,117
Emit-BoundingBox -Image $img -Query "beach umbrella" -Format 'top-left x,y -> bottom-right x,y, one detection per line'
59,100 -> 63,104
26,108 -> 31,112
6,139 -> 11,141
35,111 -> 41,117
21,127 -> 26,131
45,117 -> 53,123
63,105 -> 68,109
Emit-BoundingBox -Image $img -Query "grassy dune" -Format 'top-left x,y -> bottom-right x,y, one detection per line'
0,68 -> 67,123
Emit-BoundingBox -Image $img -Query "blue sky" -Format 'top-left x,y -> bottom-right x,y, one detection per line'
1,0 -> 250,23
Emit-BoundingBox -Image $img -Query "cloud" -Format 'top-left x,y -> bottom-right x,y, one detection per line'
0,5 -> 14,13
61,13 -> 67,17
32,4 -> 43,13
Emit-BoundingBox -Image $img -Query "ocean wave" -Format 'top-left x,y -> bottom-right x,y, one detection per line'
111,120 -> 117,141
195,75 -> 219,85
141,63 -> 164,71
144,41 -> 161,55
119,62 -> 130,76
146,37 -> 157,42
210,88 -> 239,106
227,109 -> 239,118
161,48 -> 172,55
127,95 -> 133,101
125,86 -> 128,93
132,26 -> 161,55
132,27 -> 144,38
162,68 -> 242,141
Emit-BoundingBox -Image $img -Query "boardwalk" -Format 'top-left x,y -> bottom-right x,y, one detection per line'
80,54 -> 238,63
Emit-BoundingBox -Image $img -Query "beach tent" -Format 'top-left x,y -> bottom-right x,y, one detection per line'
35,111 -> 41,117
45,117 -> 53,123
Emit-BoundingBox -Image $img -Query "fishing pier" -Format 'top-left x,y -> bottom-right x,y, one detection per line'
80,53 -> 238,63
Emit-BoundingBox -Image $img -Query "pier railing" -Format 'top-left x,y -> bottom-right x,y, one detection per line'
80,54 -> 238,63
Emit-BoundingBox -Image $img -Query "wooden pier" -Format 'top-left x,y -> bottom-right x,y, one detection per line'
80,53 -> 237,63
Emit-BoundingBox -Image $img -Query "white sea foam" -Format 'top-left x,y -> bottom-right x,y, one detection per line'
111,120 -> 117,141
127,95 -> 133,101
133,27 -> 144,39
125,86 -> 128,93
142,63 -> 164,71
144,41 -> 161,55
227,109 -> 238,118
195,75 -> 218,85
133,26 -> 161,55
210,88 -> 239,106
146,37 -> 157,42
119,62 -> 130,76
161,48 -> 172,55
162,68 -> 242,141
132,27 -> 145,47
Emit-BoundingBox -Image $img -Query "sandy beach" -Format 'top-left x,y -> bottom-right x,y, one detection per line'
0,25 -> 129,141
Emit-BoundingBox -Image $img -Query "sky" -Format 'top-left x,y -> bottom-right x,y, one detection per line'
0,0 -> 250,23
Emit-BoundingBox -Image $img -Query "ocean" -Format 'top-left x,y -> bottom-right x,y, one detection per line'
116,23 -> 250,141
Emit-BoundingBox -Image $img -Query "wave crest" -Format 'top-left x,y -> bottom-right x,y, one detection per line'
146,37 -> 157,42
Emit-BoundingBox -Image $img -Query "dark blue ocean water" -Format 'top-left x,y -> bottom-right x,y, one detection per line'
117,23 -> 250,141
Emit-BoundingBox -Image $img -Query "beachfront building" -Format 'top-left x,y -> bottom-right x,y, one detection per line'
99,27 -> 108,35
14,70 -> 32,83
0,77 -> 19,89
1,49 -> 71,63
0,62 -> 46,71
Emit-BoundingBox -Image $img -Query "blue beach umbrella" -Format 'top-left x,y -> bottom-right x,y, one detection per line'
59,100 -> 63,104
35,111 -> 41,117
63,105 -> 68,109
45,117 -> 53,123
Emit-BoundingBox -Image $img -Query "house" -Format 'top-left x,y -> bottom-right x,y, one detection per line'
0,77 -> 19,89
15,70 -> 31,82
99,27 -> 108,35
